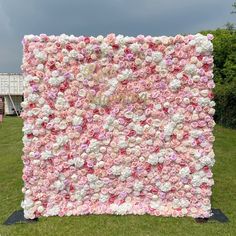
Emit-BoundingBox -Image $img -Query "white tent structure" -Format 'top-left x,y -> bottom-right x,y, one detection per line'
0,73 -> 23,116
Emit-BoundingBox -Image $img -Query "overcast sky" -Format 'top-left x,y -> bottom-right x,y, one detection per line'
0,0 -> 235,73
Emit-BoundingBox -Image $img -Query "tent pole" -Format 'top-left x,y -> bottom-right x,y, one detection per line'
8,94 -> 19,117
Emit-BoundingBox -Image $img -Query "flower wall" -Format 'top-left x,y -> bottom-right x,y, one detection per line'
21,33 -> 215,219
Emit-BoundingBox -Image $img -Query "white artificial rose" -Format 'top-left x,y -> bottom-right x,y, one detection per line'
180,199 -> 190,208
32,129 -> 39,136
144,139 -> 152,146
96,161 -> 104,168
152,51 -> 163,63
72,116 -> 83,126
172,199 -> 181,209
22,136 -> 30,145
164,122 -> 176,140
37,206 -> 45,213
46,205 -> 60,216
200,89 -> 209,97
196,41 -> 213,54
184,64 -> 198,76
34,49 -> 47,61
87,139 -> 100,153
37,64 -> 44,71
169,79 -> 181,91
96,35 -> 104,42
116,34 -> 126,45
21,101 -> 29,109
74,157 -> 85,168
51,70 -> 59,77
138,115 -> 146,122
53,180 -> 65,191
208,108 -> 215,115
151,120 -> 160,129
108,78 -> 119,88
24,75 -> 39,83
147,151 -> 164,165
176,73 -> 183,79
118,137 -> 128,148
179,167 -> 190,178
134,124 -> 143,134
27,94 -> 39,102
130,42 -> 140,52
150,200 -> 161,209
120,167 -> 131,181
117,69 -> 132,81
78,89 -> 86,97
191,174 -> 202,187
192,75 -> 200,82
189,34 -> 213,54
145,56 -> 152,62
48,76 -> 65,86
110,203 -> 132,215
172,113 -> 184,124
155,104 -> 162,110
41,104 -> 53,116
56,135 -> 69,146
163,102 -> 170,108
100,194 -> 109,203
38,97 -> 45,105
111,165 -> 122,176
21,198 -> 34,210
87,174 -> 98,183
122,111 -> 132,119
63,56 -> 69,63
58,34 -> 69,44
191,88 -> 200,97
41,150 -> 53,160
69,49 -> 78,58
159,182 -> 172,192
198,97 -> 210,107
71,174 -> 77,181
23,123 -> 34,134
100,42 -> 111,54
59,120 -> 68,130
133,181 -> 144,192
55,97 -> 69,110
52,117 -> 61,124
209,101 -> 216,107
199,155 -> 215,167
183,97 -> 190,105
96,180 -> 104,189
24,34 -> 36,41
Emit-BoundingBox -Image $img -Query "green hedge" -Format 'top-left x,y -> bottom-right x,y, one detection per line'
214,81 -> 236,128
201,29 -> 236,129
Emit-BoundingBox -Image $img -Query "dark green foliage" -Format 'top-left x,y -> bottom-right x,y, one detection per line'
201,29 -> 236,128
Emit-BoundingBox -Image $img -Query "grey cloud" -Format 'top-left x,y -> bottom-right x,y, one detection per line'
0,0 -> 235,72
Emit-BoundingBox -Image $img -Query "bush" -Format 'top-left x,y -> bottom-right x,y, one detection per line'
201,29 -> 236,128
214,81 -> 236,128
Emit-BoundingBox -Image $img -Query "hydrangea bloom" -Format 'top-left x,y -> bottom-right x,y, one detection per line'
21,33 -> 215,219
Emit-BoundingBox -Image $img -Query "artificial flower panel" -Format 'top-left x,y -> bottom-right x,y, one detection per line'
21,33 -> 215,219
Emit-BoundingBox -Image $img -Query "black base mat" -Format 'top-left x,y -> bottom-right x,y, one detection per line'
4,210 -> 38,225
3,208 -> 228,225
195,208 -> 229,223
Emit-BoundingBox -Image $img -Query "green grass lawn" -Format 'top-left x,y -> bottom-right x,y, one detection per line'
0,117 -> 235,236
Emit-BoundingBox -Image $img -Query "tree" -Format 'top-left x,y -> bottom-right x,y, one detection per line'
232,1 -> 236,14
225,22 -> 235,32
